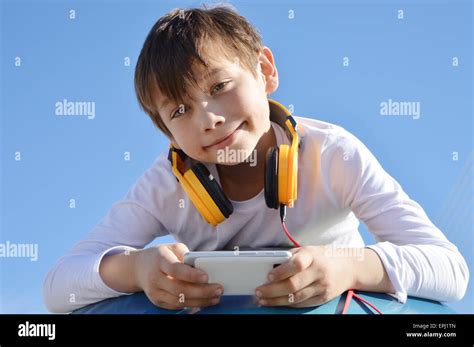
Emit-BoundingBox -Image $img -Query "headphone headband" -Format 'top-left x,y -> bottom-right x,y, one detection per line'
268,99 -> 299,147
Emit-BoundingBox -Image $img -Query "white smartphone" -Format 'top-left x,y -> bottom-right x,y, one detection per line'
184,250 -> 292,295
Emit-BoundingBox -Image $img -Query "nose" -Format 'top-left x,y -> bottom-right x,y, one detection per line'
197,102 -> 226,132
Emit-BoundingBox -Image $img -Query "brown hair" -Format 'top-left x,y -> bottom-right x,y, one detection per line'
134,4 -> 264,138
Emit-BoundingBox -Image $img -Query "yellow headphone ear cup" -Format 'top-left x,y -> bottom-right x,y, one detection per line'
278,144 -> 289,204
169,146 -> 231,226
191,163 -> 233,218
288,145 -> 298,206
181,170 -> 223,226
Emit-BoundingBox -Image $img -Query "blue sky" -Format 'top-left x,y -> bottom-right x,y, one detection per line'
1,0 -> 472,313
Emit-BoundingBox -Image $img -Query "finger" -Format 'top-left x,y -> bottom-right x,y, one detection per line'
152,288 -> 221,308
158,247 -> 209,284
154,301 -> 182,311
267,248 -> 313,283
168,243 -> 190,262
159,273 -> 224,299
258,283 -> 325,306
289,247 -> 300,254
145,289 -> 181,311
148,294 -> 194,311
288,293 -> 333,308
256,269 -> 322,299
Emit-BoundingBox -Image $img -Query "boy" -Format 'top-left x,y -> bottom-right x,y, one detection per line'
43,5 -> 468,313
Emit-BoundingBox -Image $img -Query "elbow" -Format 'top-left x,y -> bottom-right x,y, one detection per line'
450,252 -> 470,302
43,269 -> 73,314
410,245 -> 470,303
442,249 -> 470,302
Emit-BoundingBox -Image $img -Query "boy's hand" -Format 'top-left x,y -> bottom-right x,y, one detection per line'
255,246 -> 355,308
135,243 -> 224,310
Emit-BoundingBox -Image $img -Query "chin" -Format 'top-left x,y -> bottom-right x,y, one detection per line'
212,144 -> 258,167
214,159 -> 246,166
214,162 -> 235,167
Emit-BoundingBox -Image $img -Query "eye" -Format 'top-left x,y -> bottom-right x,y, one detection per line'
211,81 -> 230,95
171,104 -> 188,119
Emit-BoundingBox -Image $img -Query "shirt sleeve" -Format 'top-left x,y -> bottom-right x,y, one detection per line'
43,162 -> 170,313
321,128 -> 469,304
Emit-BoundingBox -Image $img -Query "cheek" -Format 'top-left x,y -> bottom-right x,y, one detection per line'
251,97 -> 271,127
173,128 -> 208,157
232,85 -> 266,120
170,127 -> 194,150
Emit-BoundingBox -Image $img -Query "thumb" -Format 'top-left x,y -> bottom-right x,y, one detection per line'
289,247 -> 302,255
168,243 -> 190,262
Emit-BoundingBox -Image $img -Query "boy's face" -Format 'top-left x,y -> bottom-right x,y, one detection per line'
155,46 -> 279,165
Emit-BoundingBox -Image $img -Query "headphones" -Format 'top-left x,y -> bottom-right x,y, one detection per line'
167,99 -> 300,226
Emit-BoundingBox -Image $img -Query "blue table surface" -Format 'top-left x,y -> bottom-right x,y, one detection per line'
72,291 -> 456,314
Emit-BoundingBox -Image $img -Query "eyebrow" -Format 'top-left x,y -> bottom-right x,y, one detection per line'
159,98 -> 171,110
158,68 -> 224,111
201,68 -> 223,82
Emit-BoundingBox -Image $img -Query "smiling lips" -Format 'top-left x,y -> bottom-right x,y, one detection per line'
204,123 -> 244,150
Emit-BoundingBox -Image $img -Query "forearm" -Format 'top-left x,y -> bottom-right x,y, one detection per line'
365,243 -> 469,302
99,249 -> 142,293
349,248 -> 396,294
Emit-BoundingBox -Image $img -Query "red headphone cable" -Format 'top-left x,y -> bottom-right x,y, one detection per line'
280,205 -> 301,248
279,205 -> 382,315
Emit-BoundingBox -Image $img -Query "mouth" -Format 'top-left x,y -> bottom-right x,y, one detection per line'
204,122 -> 244,150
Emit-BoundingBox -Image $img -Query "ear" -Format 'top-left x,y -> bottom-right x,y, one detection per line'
170,137 -> 181,150
257,46 -> 279,95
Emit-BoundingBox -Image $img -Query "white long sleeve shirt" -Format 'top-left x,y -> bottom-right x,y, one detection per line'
43,116 -> 469,313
